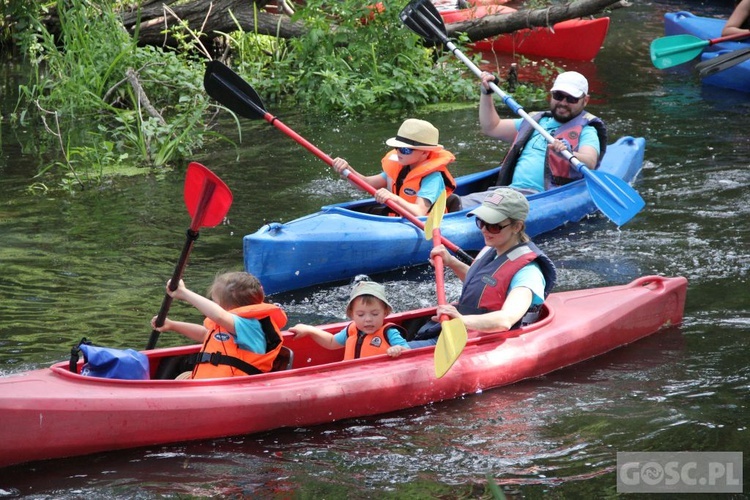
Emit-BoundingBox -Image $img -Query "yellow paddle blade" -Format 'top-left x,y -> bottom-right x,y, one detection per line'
424,190 -> 447,239
434,318 -> 468,378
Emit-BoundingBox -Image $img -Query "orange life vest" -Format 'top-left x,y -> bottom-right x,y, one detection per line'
381,149 -> 457,206
343,322 -> 405,359
192,303 -> 287,379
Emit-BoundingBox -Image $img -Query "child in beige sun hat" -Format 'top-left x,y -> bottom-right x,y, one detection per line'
331,118 -> 458,218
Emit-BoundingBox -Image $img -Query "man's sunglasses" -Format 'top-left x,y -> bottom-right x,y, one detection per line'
551,91 -> 583,104
397,147 -> 414,155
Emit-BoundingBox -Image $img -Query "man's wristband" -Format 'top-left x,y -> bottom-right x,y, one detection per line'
482,76 -> 499,94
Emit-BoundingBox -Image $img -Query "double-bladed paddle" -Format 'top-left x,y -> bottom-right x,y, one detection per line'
400,0 -> 645,227
203,59 -> 474,264
146,162 -> 233,350
426,190 -> 468,378
695,46 -> 750,77
650,32 -> 750,69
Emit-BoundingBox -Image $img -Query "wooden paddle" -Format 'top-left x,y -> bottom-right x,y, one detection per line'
399,0 -> 645,227
650,32 -> 750,69
426,190 -> 468,378
146,162 -> 233,350
695,47 -> 750,77
203,60 -> 474,265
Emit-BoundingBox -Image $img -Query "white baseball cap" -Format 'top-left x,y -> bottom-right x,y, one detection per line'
550,71 -> 589,98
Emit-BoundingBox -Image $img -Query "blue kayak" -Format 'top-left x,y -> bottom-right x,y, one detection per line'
244,136 -> 646,295
664,11 -> 750,93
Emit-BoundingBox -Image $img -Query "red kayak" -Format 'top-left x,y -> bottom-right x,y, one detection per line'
0,276 -> 687,468
440,5 -> 610,61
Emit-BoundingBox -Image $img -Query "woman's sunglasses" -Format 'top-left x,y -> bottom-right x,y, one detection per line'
475,218 -> 513,234
551,91 -> 582,104
397,147 -> 414,155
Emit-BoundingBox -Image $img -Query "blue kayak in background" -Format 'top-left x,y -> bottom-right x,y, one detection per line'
244,136 -> 646,295
664,11 -> 750,93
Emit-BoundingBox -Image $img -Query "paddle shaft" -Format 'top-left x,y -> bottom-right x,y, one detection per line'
404,2 -> 645,222
146,181 -> 217,350
223,75 -> 473,264
410,8 -> 588,172
432,228 -> 451,323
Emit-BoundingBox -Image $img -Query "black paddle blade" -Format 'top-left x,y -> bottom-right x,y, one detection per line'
695,47 -> 750,78
203,60 -> 267,120
400,0 -> 447,44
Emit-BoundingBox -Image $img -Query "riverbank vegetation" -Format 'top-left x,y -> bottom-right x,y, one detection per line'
1,0 -> 557,193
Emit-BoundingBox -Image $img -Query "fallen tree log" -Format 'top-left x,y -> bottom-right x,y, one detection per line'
41,0 -> 626,47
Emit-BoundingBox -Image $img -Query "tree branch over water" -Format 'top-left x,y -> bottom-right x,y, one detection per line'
446,0 -> 627,42
42,0 -> 626,47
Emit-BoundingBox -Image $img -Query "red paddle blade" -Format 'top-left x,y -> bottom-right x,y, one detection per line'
184,162 -> 233,228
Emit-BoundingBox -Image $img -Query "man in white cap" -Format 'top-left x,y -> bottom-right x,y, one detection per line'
461,71 -> 607,207
332,118 -> 457,217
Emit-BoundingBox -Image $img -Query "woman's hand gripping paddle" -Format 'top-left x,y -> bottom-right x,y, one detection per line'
400,0 -> 645,227
202,60 -> 474,265
650,32 -> 750,69
426,191 -> 468,378
146,163 -> 233,350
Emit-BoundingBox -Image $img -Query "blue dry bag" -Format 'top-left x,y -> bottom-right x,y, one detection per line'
74,341 -> 150,380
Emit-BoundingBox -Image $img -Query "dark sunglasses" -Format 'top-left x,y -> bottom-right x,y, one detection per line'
397,147 -> 414,155
475,218 -> 513,234
551,91 -> 582,104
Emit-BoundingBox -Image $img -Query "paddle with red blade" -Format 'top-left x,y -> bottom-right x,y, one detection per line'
426,190 -> 468,378
400,0 -> 645,227
146,162 -> 233,350
202,60 -> 474,265
650,32 -> 750,69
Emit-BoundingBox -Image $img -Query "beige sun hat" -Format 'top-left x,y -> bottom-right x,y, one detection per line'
347,280 -> 393,311
385,119 -> 443,151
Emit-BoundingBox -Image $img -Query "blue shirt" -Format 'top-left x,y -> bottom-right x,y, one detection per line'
510,117 -> 600,193
233,316 -> 266,353
510,262 -> 546,306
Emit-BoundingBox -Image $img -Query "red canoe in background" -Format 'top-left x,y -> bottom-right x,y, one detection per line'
0,276 -> 687,469
440,4 -> 610,61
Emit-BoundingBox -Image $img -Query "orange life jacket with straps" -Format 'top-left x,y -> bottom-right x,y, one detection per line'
343,321 -> 406,359
381,149 -> 457,207
192,303 -> 287,379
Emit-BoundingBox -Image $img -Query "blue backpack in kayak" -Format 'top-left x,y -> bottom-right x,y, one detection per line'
70,338 -> 150,380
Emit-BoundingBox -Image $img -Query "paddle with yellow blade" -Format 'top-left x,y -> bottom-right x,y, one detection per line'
425,190 -> 468,378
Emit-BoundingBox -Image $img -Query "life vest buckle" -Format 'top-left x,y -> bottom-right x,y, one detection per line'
208,351 -> 223,366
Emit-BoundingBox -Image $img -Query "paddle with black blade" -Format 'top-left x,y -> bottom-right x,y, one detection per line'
426,190 -> 468,378
203,59 -> 474,264
650,32 -> 750,69
146,162 -> 233,350
695,47 -> 750,77
400,0 -> 645,227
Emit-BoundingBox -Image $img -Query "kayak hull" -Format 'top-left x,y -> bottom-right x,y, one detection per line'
441,5 -> 610,61
244,136 -> 646,295
664,11 -> 750,93
0,275 -> 687,468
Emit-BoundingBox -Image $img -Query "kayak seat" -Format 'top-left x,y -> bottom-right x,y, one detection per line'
271,346 -> 294,371
446,193 -> 462,213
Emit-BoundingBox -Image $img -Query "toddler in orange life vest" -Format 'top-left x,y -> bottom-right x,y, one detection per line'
289,280 -> 410,359
150,271 -> 286,379
331,118 -> 457,218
